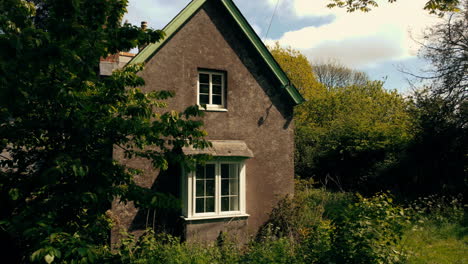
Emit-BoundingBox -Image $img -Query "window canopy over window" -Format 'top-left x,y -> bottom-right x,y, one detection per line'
183,140 -> 254,158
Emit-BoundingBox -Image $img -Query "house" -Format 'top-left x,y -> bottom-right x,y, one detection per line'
111,0 -> 304,243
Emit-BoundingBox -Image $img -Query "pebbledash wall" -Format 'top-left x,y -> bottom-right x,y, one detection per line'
112,0 -> 297,243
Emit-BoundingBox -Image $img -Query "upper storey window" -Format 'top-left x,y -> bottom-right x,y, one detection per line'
198,70 -> 226,110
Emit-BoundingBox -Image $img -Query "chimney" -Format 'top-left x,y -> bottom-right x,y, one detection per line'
141,21 -> 148,30
139,21 -> 148,53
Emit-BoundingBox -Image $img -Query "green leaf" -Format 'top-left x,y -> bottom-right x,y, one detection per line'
44,254 -> 54,264
8,188 -> 20,201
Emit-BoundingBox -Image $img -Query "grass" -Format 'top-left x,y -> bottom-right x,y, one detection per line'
402,220 -> 468,264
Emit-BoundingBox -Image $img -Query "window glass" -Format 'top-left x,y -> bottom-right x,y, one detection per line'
198,71 -> 225,108
200,84 -> 209,94
212,85 -> 222,95
212,74 -> 222,85
212,95 -> 222,105
199,73 -> 209,84
194,163 -> 241,215
195,164 -> 215,213
199,95 -> 209,104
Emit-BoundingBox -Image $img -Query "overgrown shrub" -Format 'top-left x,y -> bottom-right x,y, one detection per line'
242,237 -> 301,264
407,194 -> 465,223
330,193 -> 408,264
91,186 -> 465,264
260,183 -> 408,264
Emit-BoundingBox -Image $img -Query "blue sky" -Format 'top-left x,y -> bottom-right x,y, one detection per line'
124,0 -> 441,93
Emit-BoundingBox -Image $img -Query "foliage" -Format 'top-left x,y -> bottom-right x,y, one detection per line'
115,231 -> 226,264
295,81 -> 414,191
407,194 -> 465,223
268,43 -> 325,100
260,184 -> 409,264
330,192 -> 408,264
402,194 -> 467,264
79,186 -> 464,264
242,237 -> 300,264
385,0 -> 467,197
269,45 -> 414,192
312,59 -> 369,90
0,0 -> 209,262
327,0 -> 460,14
387,90 -> 467,196
417,0 -> 468,106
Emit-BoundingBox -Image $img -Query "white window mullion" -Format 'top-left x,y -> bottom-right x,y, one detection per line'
215,162 -> 220,215
221,74 -> 225,107
209,73 -> 212,105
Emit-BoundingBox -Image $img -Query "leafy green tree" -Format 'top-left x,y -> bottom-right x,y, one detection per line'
269,45 -> 414,192
268,43 -> 325,100
389,1 -> 467,196
327,0 -> 460,14
389,89 -> 467,196
296,81 -> 414,191
0,0 -> 208,262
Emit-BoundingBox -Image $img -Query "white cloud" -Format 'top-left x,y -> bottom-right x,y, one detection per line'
267,0 -> 441,67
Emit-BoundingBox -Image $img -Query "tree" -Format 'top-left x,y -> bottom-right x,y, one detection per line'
269,45 -> 414,192
295,81 -> 414,192
0,0 -> 209,262
388,90 -> 467,196
390,2 -> 468,196
312,59 -> 369,90
327,0 -> 461,14
417,0 -> 467,106
268,43 -> 324,100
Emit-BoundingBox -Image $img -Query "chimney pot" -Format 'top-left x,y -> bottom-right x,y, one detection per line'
141,21 -> 148,30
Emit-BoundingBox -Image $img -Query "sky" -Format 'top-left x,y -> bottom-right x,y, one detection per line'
124,0 -> 442,93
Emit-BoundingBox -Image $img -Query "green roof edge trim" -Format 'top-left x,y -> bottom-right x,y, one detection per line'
130,0 -> 305,105
130,0 -> 206,64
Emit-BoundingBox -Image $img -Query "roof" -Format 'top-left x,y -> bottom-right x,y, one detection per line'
183,140 -> 254,158
129,0 -> 305,105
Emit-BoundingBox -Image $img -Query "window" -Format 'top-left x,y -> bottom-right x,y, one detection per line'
198,71 -> 226,110
183,161 -> 247,219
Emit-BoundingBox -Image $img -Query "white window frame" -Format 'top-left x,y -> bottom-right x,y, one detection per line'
182,161 -> 248,220
197,70 -> 227,111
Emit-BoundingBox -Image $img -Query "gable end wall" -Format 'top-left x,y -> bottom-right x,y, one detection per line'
114,1 -> 295,242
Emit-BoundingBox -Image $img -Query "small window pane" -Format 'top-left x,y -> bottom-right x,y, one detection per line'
199,73 -> 209,83
199,94 -> 209,104
206,179 -> 215,196
200,84 -> 209,94
206,164 -> 215,179
196,165 -> 204,178
212,85 -> 222,94
206,197 -> 215,212
212,95 -> 222,105
212,74 -> 222,85
230,196 -> 239,211
221,164 -> 229,179
221,179 -> 229,195
196,180 -> 205,197
230,164 -> 239,179
230,179 -> 239,195
196,198 -> 204,213
221,197 -> 229,211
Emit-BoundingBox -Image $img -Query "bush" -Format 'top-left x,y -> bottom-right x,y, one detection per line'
330,193 -> 408,264
260,183 -> 408,264
242,237 -> 301,264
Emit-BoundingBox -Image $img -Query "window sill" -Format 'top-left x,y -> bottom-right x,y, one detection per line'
181,213 -> 249,221
198,106 -> 228,112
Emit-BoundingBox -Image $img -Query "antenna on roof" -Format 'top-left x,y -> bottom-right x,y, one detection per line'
263,0 -> 281,41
